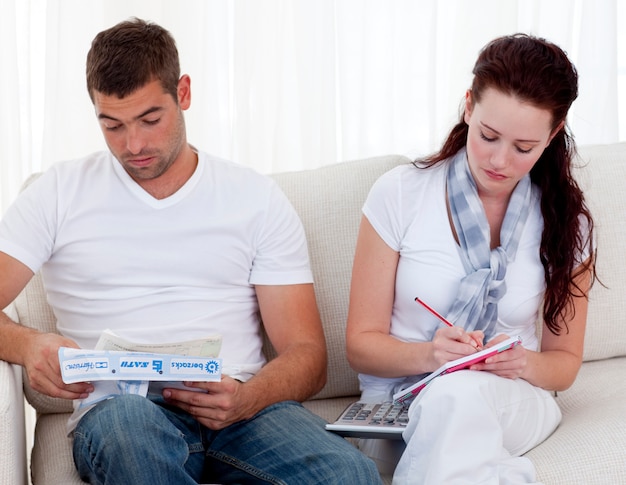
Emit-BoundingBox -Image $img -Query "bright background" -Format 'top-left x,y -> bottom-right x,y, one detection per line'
1,0 -> 625,215
1,1 -> 625,476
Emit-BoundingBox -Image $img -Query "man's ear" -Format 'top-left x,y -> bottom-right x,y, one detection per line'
177,74 -> 191,110
463,89 -> 473,124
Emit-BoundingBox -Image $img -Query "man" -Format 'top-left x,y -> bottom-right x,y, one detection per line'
0,18 -> 380,484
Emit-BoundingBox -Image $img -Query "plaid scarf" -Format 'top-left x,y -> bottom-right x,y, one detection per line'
445,149 -> 533,340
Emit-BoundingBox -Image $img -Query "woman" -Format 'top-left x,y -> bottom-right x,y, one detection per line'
346,33 -> 597,484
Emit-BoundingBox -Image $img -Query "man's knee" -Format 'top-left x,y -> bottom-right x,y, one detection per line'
83,394 -> 156,431
327,444 -> 382,484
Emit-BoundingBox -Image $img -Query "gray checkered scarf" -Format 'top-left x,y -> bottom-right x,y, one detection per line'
445,149 -> 533,340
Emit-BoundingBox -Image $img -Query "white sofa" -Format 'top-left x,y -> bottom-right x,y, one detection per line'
2,142 -> 626,484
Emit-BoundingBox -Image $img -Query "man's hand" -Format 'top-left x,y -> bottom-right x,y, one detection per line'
23,331 -> 93,399
1,253 -> 92,398
162,283 -> 326,430
162,376 -> 251,430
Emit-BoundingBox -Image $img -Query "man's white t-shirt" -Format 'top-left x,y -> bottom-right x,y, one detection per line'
0,150 -> 313,381
358,162 -> 545,401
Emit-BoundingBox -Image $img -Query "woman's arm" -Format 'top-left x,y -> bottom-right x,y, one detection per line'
474,259 -> 592,391
522,260 -> 592,391
346,216 -> 486,378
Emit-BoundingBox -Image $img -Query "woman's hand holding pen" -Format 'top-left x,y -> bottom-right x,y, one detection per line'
430,326 -> 485,370
414,296 -> 528,377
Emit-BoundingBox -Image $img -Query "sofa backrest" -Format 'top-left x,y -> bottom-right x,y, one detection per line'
271,155 -> 410,399
573,143 -> 626,362
12,143 -> 626,413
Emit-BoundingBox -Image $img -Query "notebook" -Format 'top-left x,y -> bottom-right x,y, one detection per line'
325,336 -> 522,439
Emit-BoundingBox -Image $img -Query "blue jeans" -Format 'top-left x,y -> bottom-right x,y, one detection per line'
73,393 -> 381,484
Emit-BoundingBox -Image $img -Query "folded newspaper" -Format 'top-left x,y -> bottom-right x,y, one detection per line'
60,330 -> 223,408
95,328 -> 222,357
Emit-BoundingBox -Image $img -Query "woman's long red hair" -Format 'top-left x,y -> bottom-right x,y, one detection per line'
419,34 -> 596,335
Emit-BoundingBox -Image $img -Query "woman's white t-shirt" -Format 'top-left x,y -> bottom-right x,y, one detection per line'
359,161 -> 545,401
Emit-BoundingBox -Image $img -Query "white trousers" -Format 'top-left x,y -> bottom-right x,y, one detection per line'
362,371 -> 562,485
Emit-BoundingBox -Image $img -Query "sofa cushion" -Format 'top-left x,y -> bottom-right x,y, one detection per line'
31,413 -> 84,485
525,356 -> 626,482
574,143 -> 626,361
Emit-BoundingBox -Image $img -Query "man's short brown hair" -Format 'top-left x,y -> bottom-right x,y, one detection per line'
86,18 -> 180,102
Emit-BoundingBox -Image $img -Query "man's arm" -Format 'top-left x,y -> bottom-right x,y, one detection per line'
0,252 -> 92,399
0,252 -> 37,364
246,282 -> 327,402
163,282 -> 327,429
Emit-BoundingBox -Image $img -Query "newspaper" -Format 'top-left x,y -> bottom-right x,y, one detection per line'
63,330 -> 223,409
95,329 -> 222,357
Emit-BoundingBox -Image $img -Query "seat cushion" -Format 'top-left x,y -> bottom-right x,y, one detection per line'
31,413 -> 84,485
525,357 -> 626,483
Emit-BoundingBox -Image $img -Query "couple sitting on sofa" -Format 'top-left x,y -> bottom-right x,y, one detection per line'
0,18 -> 596,485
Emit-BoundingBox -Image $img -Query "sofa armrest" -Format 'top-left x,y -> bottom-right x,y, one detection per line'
0,358 -> 27,485
1,304 -> 28,485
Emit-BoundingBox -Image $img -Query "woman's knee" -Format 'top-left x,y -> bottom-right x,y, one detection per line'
424,370 -> 497,398
410,371 -> 496,417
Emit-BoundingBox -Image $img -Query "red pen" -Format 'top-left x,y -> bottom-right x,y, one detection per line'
415,297 -> 482,349
415,297 -> 454,327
